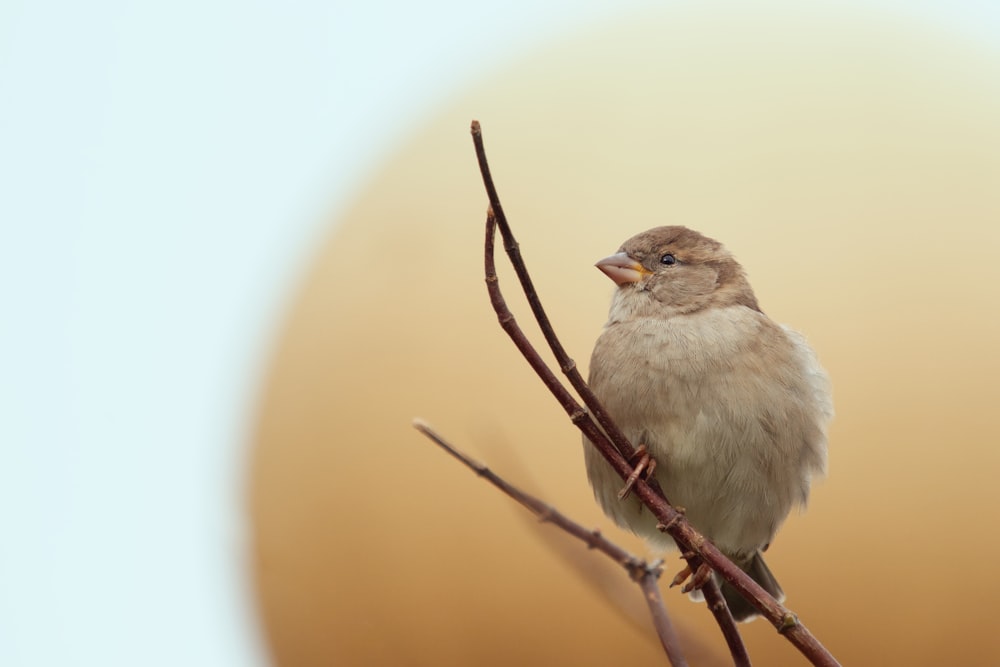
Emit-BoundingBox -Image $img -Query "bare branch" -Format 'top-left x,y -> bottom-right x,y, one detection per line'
413,419 -> 689,666
472,120 -> 746,658
470,120 -> 839,667
688,554 -> 752,666
470,122 -> 639,463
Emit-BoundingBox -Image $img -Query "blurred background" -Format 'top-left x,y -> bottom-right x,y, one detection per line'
2,1 -> 999,665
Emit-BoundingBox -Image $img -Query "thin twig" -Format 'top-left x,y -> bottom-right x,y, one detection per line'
471,120 -> 839,667
413,419 -> 689,666
689,554 -> 753,666
471,119 -> 750,664
473,120 -> 745,657
637,574 -> 689,664
472,121 -> 641,461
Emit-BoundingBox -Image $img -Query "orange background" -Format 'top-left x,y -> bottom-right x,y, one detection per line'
251,6 -> 1000,665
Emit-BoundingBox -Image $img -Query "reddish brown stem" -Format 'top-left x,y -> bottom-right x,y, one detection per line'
691,554 -> 752,667
471,120 -> 840,667
471,121 -> 641,463
413,420 -> 690,667
473,120 -> 745,657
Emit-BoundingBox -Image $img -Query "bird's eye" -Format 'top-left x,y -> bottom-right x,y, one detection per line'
660,253 -> 677,266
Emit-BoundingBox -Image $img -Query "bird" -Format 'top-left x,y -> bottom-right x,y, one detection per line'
583,225 -> 832,621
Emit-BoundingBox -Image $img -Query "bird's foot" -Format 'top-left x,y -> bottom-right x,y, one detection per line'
682,563 -> 713,594
670,564 -> 692,588
617,444 -> 657,500
670,562 -> 713,594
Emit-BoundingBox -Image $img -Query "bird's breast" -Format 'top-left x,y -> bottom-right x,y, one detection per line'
588,306 -> 809,468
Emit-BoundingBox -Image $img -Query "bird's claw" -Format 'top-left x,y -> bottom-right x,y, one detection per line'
681,563 -> 714,594
670,562 -> 713,594
617,444 -> 657,500
669,564 -> 692,588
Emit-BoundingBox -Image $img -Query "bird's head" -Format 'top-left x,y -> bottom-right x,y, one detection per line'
596,226 -> 760,316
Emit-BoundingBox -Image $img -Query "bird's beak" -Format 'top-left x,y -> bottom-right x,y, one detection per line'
595,252 -> 648,286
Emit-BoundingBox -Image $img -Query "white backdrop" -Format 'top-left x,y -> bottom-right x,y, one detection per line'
0,1 -> 996,665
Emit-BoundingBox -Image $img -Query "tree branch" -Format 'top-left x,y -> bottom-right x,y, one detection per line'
688,554 -> 752,665
413,419 -> 689,666
470,120 -> 839,667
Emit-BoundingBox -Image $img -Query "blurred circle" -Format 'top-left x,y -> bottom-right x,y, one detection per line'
251,5 -> 1000,665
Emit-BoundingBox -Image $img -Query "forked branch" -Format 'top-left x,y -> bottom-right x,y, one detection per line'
469,120 -> 839,667
413,420 -> 689,666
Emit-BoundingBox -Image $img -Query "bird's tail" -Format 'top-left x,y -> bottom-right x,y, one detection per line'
719,551 -> 784,622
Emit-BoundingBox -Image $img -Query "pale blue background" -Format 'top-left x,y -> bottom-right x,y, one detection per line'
0,2 -> 995,665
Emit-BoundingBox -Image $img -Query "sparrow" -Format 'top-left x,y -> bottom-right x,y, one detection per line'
583,226 -> 832,621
